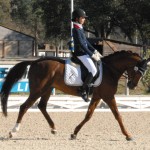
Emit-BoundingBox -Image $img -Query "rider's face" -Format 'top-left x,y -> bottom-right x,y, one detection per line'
78,17 -> 86,25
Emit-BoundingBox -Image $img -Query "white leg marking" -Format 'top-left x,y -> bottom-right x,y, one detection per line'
12,123 -> 21,132
9,123 -> 21,138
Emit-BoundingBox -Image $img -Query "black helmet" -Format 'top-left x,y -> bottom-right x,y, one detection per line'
72,9 -> 88,21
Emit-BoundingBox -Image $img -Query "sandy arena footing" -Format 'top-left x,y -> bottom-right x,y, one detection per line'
0,112 -> 150,150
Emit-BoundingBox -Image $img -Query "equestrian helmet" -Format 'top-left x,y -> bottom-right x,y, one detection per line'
72,9 -> 88,21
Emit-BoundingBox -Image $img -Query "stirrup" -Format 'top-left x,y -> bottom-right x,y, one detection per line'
78,88 -> 90,102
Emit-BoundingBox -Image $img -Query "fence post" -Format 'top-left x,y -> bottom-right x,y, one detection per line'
125,78 -> 129,95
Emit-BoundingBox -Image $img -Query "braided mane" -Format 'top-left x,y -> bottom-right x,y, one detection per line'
102,50 -> 141,62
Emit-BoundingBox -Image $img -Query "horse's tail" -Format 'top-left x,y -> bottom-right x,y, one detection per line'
1,61 -> 32,117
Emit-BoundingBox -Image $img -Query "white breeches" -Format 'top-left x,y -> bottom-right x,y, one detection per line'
77,55 -> 97,76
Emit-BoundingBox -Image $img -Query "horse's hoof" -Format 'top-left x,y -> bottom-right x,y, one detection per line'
126,137 -> 134,141
70,134 -> 76,140
51,129 -> 57,134
9,132 -> 12,138
9,131 -> 16,138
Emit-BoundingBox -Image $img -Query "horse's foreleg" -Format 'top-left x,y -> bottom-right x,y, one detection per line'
38,88 -> 57,135
71,99 -> 100,140
106,97 -> 133,141
9,95 -> 39,138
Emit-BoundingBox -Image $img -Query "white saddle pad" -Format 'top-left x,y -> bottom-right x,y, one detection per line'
64,59 -> 103,87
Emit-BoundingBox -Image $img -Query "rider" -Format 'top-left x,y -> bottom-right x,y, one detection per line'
71,8 -> 102,102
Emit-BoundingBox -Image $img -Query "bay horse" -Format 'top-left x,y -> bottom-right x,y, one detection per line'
0,50 -> 149,140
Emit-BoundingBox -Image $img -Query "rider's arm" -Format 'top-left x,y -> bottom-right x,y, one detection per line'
86,39 -> 96,52
73,28 -> 94,56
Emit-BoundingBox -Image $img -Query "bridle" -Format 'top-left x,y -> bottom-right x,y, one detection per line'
102,57 -> 147,80
133,65 -> 146,76
125,59 -> 147,81
123,64 -> 146,79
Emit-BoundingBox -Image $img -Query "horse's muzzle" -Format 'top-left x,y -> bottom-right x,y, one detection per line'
127,81 -> 136,90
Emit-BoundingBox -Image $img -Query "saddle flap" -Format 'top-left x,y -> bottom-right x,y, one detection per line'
64,59 -> 103,87
64,59 -> 82,85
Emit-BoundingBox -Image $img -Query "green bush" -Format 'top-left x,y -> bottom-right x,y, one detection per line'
141,66 -> 150,92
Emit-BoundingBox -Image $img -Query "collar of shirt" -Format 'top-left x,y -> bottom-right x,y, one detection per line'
73,22 -> 83,29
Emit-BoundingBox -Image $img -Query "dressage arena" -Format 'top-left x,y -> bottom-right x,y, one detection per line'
0,96 -> 150,150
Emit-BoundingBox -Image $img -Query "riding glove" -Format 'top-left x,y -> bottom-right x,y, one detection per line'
94,50 -> 103,58
92,53 -> 101,61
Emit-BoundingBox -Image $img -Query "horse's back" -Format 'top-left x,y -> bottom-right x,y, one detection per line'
28,57 -> 65,84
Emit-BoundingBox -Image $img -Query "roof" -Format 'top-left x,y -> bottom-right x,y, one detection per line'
0,25 -> 35,41
88,38 -> 142,47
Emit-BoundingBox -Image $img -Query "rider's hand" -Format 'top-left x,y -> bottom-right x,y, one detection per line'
94,50 -> 103,58
92,53 -> 100,61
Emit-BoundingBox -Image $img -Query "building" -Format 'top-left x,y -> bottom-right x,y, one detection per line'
88,38 -> 143,56
0,25 -> 35,58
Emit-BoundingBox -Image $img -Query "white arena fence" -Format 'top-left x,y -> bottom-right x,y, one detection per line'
0,95 -> 150,112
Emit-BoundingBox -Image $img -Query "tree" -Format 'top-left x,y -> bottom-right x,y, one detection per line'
109,1 -> 135,42
40,0 -> 72,53
123,0 -> 150,56
0,0 -> 11,25
41,0 -> 70,40
77,0 -> 115,38
77,0 -> 150,46
10,0 -> 45,56
9,0 -> 150,53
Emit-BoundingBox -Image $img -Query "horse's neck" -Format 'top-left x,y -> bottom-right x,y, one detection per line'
103,52 -> 140,79
106,58 -> 128,78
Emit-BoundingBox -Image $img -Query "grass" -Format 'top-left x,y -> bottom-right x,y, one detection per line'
117,78 -> 148,95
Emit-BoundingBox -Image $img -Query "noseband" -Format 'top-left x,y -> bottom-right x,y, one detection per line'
126,62 -> 147,88
134,58 -> 148,75
133,65 -> 146,76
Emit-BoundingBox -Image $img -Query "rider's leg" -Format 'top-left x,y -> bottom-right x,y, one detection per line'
78,72 -> 93,102
77,55 -> 97,102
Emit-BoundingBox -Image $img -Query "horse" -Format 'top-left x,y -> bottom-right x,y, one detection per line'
0,50 -> 149,140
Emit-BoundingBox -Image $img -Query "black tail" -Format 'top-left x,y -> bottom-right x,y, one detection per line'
1,61 -> 32,116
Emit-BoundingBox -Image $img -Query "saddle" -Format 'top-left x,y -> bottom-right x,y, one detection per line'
64,56 -> 103,87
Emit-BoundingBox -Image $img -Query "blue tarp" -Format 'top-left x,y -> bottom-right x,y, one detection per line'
0,81 -> 29,92
0,66 -> 29,93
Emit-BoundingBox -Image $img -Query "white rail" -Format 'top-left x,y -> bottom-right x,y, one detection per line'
0,95 -> 150,112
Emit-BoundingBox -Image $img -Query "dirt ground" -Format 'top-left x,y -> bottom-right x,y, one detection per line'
0,112 -> 150,150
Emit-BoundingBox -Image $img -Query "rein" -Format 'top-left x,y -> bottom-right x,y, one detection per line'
102,60 -> 146,80
102,61 -> 126,78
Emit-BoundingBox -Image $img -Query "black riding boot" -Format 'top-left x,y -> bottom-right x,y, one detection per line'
78,73 -> 93,102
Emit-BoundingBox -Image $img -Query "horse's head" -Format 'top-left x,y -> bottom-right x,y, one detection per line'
103,51 -> 150,90
127,58 -> 149,89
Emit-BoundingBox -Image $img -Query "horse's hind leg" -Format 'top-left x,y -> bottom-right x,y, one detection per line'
9,94 -> 40,138
38,87 -> 57,134
105,97 -> 133,141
